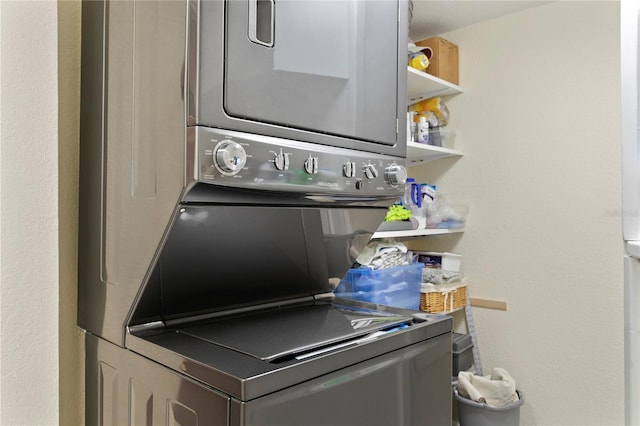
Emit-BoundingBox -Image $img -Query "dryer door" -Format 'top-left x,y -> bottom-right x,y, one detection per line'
223,0 -> 400,145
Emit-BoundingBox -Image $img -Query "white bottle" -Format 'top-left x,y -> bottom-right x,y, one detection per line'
417,116 -> 430,144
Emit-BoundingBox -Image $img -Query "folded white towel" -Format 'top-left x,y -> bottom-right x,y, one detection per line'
457,368 -> 519,408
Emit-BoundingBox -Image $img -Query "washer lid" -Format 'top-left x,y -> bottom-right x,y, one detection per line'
177,303 -> 412,362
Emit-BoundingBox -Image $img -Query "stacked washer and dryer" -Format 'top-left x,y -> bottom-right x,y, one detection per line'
78,1 -> 452,424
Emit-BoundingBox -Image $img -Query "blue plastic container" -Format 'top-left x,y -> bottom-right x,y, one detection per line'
334,263 -> 423,310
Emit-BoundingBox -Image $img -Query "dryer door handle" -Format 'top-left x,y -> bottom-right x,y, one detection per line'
248,0 -> 275,48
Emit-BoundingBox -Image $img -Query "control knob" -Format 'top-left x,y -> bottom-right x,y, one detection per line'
363,163 -> 378,179
343,161 -> 356,178
273,149 -> 290,171
214,140 -> 247,175
384,164 -> 408,187
304,155 -> 319,174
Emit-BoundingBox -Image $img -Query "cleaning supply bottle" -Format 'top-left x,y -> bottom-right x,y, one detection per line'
403,178 -> 421,208
408,52 -> 430,71
417,116 -> 430,144
409,97 -> 450,126
404,178 -> 427,229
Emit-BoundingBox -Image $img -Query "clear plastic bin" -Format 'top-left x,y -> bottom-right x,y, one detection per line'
334,263 -> 423,310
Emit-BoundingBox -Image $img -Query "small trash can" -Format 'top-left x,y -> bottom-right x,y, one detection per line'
454,386 -> 524,426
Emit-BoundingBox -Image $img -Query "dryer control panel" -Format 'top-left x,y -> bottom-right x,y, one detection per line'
192,127 -> 408,198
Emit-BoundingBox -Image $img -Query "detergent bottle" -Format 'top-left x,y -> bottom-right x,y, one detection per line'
404,178 -> 428,229
403,178 -> 421,209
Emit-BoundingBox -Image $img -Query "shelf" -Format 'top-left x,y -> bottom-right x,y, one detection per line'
407,141 -> 463,164
372,227 -> 464,239
407,67 -> 463,105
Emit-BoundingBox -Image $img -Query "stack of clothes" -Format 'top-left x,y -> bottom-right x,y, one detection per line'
354,240 -> 411,270
419,253 -> 466,313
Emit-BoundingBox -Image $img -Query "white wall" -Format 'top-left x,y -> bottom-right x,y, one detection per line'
411,1 -> 623,424
0,1 -> 60,424
0,1 -> 83,425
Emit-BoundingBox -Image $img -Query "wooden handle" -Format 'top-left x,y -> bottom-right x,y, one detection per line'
469,297 -> 507,311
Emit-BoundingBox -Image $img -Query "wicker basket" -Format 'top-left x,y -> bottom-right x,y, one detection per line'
420,282 -> 467,313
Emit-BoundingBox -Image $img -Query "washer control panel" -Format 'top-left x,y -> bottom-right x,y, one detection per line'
194,127 -> 407,197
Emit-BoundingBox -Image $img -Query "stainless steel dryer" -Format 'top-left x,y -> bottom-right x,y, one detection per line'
78,1 -> 453,425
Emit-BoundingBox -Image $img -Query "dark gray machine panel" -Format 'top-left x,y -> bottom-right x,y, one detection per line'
85,334 -> 229,426
127,299 -> 453,403
134,205 -> 326,322
130,202 -> 387,324
234,332 -> 452,426
93,315 -> 452,426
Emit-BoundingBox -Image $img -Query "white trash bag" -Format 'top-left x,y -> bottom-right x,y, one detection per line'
457,368 -> 520,408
